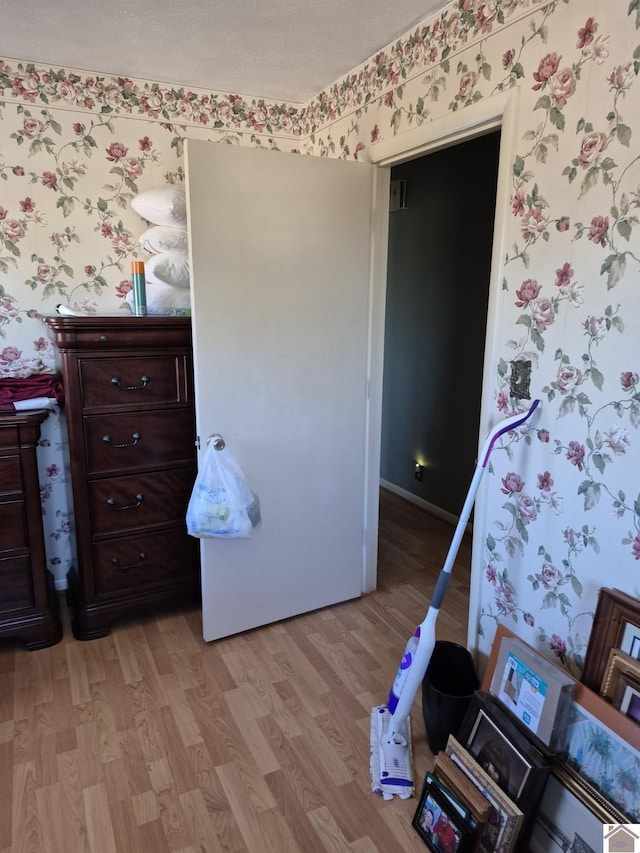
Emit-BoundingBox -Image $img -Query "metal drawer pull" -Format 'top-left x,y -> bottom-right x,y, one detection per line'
107,493 -> 143,510
111,375 -> 149,390
111,552 -> 147,570
102,432 -> 141,448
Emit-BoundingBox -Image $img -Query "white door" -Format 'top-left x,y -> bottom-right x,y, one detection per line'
185,140 -> 389,642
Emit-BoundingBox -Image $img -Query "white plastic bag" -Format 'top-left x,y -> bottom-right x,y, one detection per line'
186,439 -> 261,538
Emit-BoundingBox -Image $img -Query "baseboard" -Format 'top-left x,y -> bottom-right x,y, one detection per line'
379,479 -> 473,534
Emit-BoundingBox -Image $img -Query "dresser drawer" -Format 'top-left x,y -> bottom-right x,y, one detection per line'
84,410 -> 196,475
79,355 -> 191,409
0,555 -> 35,609
93,529 -> 199,596
0,500 -> 28,551
90,468 -> 195,535
0,454 -> 22,494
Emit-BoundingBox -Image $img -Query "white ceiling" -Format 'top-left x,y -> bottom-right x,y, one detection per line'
0,0 -> 450,103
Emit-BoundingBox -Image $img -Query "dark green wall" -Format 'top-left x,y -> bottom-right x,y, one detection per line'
380,131 -> 500,516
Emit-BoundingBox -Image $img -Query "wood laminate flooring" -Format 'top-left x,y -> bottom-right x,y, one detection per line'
0,488 -> 472,852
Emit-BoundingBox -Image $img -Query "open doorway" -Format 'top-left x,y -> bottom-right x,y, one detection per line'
380,131 -> 501,517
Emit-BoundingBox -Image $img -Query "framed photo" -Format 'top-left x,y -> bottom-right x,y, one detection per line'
563,683 -> 638,821
617,675 -> 640,724
528,762 -> 628,853
412,774 -> 474,852
445,735 -> 523,853
600,647 -> 640,705
580,588 -> 640,691
457,691 -> 551,804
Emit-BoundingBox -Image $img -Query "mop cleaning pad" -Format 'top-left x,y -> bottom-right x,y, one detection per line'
370,705 -> 414,800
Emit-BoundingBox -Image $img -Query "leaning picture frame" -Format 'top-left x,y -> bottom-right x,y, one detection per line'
457,691 -> 551,805
580,588 -> 640,691
528,762 -> 628,853
600,647 -> 640,705
412,775 -> 474,852
445,735 -> 523,853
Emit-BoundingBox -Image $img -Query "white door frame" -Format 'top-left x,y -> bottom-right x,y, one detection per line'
365,88 -> 521,649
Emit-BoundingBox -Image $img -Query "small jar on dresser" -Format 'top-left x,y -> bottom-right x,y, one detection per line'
43,315 -> 200,640
0,410 -> 62,649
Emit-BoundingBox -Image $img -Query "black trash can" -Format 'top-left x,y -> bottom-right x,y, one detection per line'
422,640 -> 479,754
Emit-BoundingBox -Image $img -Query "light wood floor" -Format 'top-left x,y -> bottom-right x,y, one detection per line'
1,488 -> 472,853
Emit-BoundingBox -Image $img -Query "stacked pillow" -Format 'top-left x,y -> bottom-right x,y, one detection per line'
129,184 -> 191,314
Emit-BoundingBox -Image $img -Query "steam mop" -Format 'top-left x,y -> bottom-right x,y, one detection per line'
370,399 -> 540,800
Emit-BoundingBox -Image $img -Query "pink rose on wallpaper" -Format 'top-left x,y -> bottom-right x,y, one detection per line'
557,364 -> 583,394
495,583 -> 517,615
587,215 -> 609,247
2,219 -> 25,242
33,337 -> 47,352
555,262 -> 573,288
106,142 -> 128,162
566,441 -> 585,471
0,299 -> 19,321
632,534 -> 640,560
139,136 -> 152,151
549,634 -> 566,662
578,132 -> 608,168
22,118 -> 44,138
556,216 -> 570,232
371,125 -> 380,143
583,315 -> 607,341
501,472 -> 524,494
73,123 -> 85,135
577,17 -> 597,49
537,471 -> 553,492
123,157 -> 143,178
354,142 -> 366,160
609,63 -> 635,93
563,528 -> 583,550
621,371 -> 638,390
41,171 -> 58,190
486,563 -> 497,583
458,71 -> 478,103
606,426 -> 630,455
503,49 -> 514,69
515,278 -> 540,307
115,280 -> 132,298
532,298 -> 555,331
19,197 -> 35,213
532,52 -> 560,90
549,68 -> 576,108
0,346 -> 21,364
46,463 -> 60,477
516,494 -> 537,524
537,429 -> 550,443
496,390 -> 510,413
102,84 -> 123,109
12,166 -> 25,176
520,206 -> 547,240
511,190 -> 525,216
36,264 -> 57,283
540,563 -> 563,590
84,265 -> 96,276
524,613 -> 535,627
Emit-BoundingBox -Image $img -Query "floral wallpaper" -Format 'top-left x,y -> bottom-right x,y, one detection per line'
1,0 -> 638,676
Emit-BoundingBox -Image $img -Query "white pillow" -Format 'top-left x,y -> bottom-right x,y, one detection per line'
138,225 -> 189,255
145,251 -> 190,289
125,281 -> 191,315
131,184 -> 186,227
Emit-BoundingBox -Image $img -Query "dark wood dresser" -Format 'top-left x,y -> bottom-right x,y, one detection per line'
43,315 -> 200,640
0,410 -> 62,649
